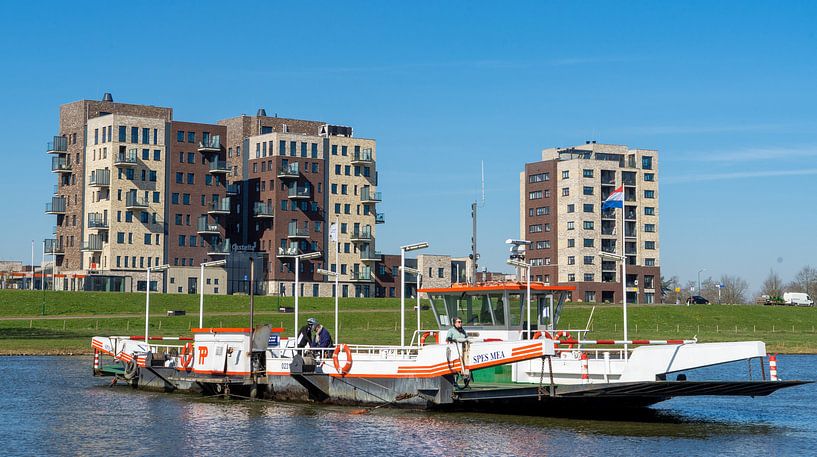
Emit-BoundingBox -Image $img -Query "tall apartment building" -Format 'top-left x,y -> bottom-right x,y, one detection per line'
520,142 -> 660,304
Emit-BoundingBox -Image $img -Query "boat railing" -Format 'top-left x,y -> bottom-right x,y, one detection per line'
275,339 -> 420,360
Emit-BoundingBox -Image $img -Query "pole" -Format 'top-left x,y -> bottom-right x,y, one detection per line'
30,240 -> 34,290
145,268 -> 150,342
416,275 -> 422,339
526,261 -> 531,339
621,199 -> 628,358
249,257 -> 255,331
294,256 -> 299,341
471,202 -> 478,284
41,240 -> 45,315
199,263 -> 205,328
334,216 -> 339,341
400,248 -> 406,347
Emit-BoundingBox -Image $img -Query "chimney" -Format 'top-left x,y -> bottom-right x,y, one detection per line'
102,92 -> 113,102
257,108 -> 267,117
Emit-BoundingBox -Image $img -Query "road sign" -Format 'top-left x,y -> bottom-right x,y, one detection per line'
675,287 -> 681,293
268,334 -> 280,347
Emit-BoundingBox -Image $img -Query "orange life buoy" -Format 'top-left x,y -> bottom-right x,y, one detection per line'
555,331 -> 574,349
531,331 -> 553,340
332,344 -> 353,375
420,331 -> 433,346
180,342 -> 194,370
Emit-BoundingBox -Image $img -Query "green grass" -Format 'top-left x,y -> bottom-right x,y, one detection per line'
1,290 -> 816,354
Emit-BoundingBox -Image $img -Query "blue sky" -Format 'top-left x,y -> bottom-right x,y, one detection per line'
1,1 -> 815,292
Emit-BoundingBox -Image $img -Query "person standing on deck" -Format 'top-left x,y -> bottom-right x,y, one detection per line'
297,317 -> 317,348
446,317 -> 468,343
313,322 -> 334,357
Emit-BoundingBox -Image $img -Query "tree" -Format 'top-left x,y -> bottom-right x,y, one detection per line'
719,274 -> 749,304
789,266 -> 817,296
660,275 -> 679,303
760,269 -> 784,298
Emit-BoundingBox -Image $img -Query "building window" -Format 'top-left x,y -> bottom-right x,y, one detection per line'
567,239 -> 575,247
583,204 -> 594,213
644,207 -> 655,216
131,127 -> 138,143
583,186 -> 594,196
583,238 -> 594,247
142,128 -> 150,144
642,156 -> 653,170
645,258 -> 656,266
583,221 -> 594,230
177,130 -> 184,142
583,255 -> 594,265
529,224 -> 543,233
567,221 -> 575,230
584,274 -> 595,282
536,207 -> 549,216
584,291 -> 596,302
176,172 -> 183,184
566,204 -> 575,213
582,169 -> 594,178
645,241 -> 656,250
567,273 -> 575,282
529,191 -> 543,200
562,188 -> 570,196
529,172 -> 549,183
187,152 -> 195,164
644,173 -> 655,182
644,190 -> 655,199
187,132 -> 195,143
567,256 -> 575,265
645,223 -> 656,232
178,235 -> 186,247
562,170 -> 569,179
120,126 -> 127,142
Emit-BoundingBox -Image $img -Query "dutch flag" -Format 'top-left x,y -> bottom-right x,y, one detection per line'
602,186 -> 624,209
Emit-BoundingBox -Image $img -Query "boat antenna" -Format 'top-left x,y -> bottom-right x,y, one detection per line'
469,161 -> 486,284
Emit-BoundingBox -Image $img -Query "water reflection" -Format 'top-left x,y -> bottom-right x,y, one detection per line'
0,356 -> 815,457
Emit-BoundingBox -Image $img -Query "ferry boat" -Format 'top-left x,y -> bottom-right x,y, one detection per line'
91,282 -> 806,414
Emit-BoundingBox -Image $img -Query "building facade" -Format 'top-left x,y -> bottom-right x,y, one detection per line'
520,142 -> 660,304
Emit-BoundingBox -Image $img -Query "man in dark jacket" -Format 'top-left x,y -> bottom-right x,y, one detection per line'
314,322 -> 333,348
297,317 -> 316,348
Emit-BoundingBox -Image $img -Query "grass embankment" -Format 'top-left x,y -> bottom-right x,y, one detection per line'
1,290 -> 816,354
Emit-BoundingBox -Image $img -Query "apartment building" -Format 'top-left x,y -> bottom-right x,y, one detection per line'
520,142 -> 660,304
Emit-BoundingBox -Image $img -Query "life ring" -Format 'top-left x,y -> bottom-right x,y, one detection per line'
180,342 -> 194,370
420,331 -> 432,346
555,331 -> 574,349
531,331 -> 553,340
332,344 -> 353,375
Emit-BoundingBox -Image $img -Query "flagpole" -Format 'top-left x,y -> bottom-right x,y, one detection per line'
334,216 -> 339,340
621,184 -> 628,359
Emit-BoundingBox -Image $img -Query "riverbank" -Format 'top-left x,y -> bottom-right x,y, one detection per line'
2,290 -> 816,354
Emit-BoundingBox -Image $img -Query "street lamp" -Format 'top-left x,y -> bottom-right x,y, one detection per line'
599,250 -> 628,356
199,259 -> 227,328
145,264 -> 170,342
507,258 -> 532,339
294,252 -> 322,340
317,268 -> 339,340
697,268 -> 706,299
400,266 -> 423,342
400,242 -> 429,347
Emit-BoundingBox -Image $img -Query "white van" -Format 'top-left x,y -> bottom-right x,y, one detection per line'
783,292 -> 814,307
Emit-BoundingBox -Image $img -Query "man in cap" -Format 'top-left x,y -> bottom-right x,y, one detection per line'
297,317 -> 317,348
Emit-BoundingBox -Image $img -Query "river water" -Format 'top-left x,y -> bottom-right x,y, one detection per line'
0,355 -> 815,456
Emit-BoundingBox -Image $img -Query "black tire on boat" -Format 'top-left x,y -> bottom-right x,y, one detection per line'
123,360 -> 138,380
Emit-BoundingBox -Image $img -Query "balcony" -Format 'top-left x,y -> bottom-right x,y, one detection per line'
125,194 -> 149,211
277,246 -> 300,258
207,239 -> 231,256
277,163 -> 300,179
114,150 -> 138,167
198,135 -> 222,153
351,148 -> 374,165
360,189 -> 381,204
601,209 -> 616,220
45,197 -> 66,214
81,236 -> 103,252
349,270 -> 374,282
625,210 -> 637,220
350,229 -> 373,243
44,239 -> 64,255
375,212 -> 385,224
208,198 -> 231,215
51,157 -> 72,174
287,186 -> 311,200
53,185 -> 59,195
226,184 -> 240,196
253,202 -> 275,218
287,227 -> 310,239
197,218 -> 221,234
47,136 -> 68,154
88,214 -> 109,231
361,249 -> 382,263
208,160 -> 229,174
89,170 -> 110,187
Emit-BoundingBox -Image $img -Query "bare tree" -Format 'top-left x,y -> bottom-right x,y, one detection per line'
789,266 -> 817,296
760,269 -> 784,298
719,274 -> 749,304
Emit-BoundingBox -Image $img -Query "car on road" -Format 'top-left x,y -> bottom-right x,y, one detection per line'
686,295 -> 710,305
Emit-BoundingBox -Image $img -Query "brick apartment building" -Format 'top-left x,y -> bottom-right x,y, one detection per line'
520,142 -> 661,304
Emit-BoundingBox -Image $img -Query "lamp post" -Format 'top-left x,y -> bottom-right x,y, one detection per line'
600,251 -> 628,356
145,264 -> 170,342
400,242 -> 429,347
507,259 -> 532,339
697,268 -> 706,299
199,259 -> 227,328
400,266 -> 423,342
294,252 -> 322,340
317,268 -> 339,340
